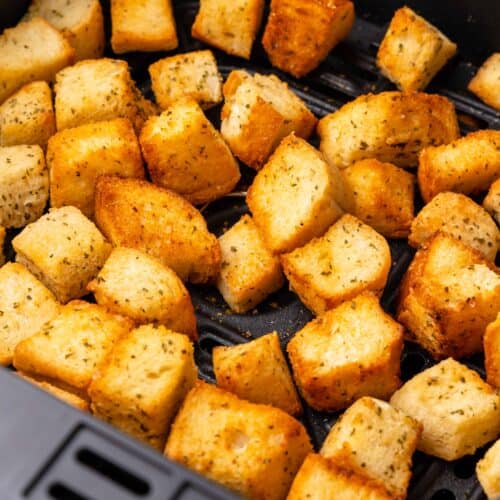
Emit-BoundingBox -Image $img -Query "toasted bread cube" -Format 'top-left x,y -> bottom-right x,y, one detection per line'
418,130 -> 500,202
391,358 -> 500,461
318,91 -> 459,169
221,70 -> 317,169
165,381 -> 312,499
341,159 -> 415,238
320,397 -> 421,498
95,176 -> 221,283
87,247 -> 197,340
0,145 -> 48,228
469,54 -> 500,111
48,118 -> 145,218
0,263 -> 59,366
484,178 -> 500,225
213,332 -> 301,415
477,439 -> 500,500
89,325 -> 196,449
13,301 -> 132,396
262,0 -> 354,78
0,226 -> 5,266
12,206 -> 112,303
485,314 -> 500,390
377,7 -> 456,92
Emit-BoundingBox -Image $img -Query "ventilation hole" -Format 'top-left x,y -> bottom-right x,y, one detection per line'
453,454 -> 477,479
198,336 -> 222,354
48,482 -> 89,500
430,489 -> 456,500
76,448 -> 150,495
401,352 -> 427,381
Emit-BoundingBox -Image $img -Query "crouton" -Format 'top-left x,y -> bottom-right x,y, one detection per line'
341,159 -> 415,238
262,0 -> 355,78
0,263 -> 59,366
221,70 -> 317,169
139,99 -> 240,205
418,130 -> 500,202
213,332 -> 301,415
476,439 -> 500,500
24,0 -> 104,61
0,227 -> 4,266
484,178 -> 500,224
192,0 -> 264,59
287,293 -> 403,411
87,247 -> 197,341
390,358 -> 500,461
468,53 -> 500,111
149,50 -> 222,110
484,314 -> 500,390
13,301 -> 132,397
47,118 -> 145,218
0,145 -> 48,228
165,381 -> 312,499
0,17 -> 74,104
12,206 -> 112,303
377,7 -> 456,92
318,91 -> 459,169
320,397 -> 421,498
281,215 -> 391,315
94,176 -> 221,284
89,325 -> 196,449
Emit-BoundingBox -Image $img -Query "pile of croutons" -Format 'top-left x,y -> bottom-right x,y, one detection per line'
0,0 -> 499,498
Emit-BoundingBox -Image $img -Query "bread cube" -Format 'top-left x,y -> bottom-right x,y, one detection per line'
341,159 -> 415,238
221,70 -> 317,169
476,439 -> 500,500
418,129 -> 500,202
12,206 -> 112,303
87,247 -> 197,341
95,176 -> 221,283
14,301 -> 132,396
484,314 -> 500,390
0,226 -> 5,266
318,91 -> 459,169
262,0 -> 354,78
469,53 -> 500,111
377,7 -> 456,92
165,381 -> 312,499
483,178 -> 500,225
48,118 -> 145,218
139,99 -> 240,205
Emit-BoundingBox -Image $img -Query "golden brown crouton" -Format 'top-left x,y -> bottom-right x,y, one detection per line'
476,439 -> 500,500
165,381 -> 312,499
341,159 -> 415,238
376,6 -> 456,91
262,0 -> 355,78
213,332 -> 301,415
484,314 -> 500,390
47,118 -> 145,218
87,247 -> 197,341
468,53 -> 500,111
483,178 -> 500,224
418,130 -> 500,202
94,176 -> 221,284
390,358 -> 500,461
13,206 -> 112,303
318,91 -> 459,169
89,325 -> 197,450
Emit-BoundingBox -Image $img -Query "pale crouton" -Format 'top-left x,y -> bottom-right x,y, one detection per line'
0,81 -> 55,148
247,134 -> 347,254
47,118 -> 145,218
484,178 -> 500,224
468,53 -> 500,111
281,215 -> 391,315
0,263 -> 59,366
12,206 -> 112,303
0,145 -> 48,228
341,159 -> 415,238
89,325 -> 196,449
139,99 -> 240,205
0,227 -> 5,266
287,293 -> 403,411
165,381 -> 312,499
24,0 -> 104,61
87,247 -> 197,341
149,50 -> 222,110
192,0 -> 264,59
377,6 -> 456,92
262,0 -> 355,78
418,129 -> 500,202
94,176 -> 221,284
398,233 -> 500,359
213,332 -> 301,415
221,70 -> 317,169
0,17 -> 74,104
320,397 -> 421,498
318,91 -> 459,169
477,439 -> 500,500
390,358 -> 500,461
484,314 -> 500,390
13,301 -> 132,397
